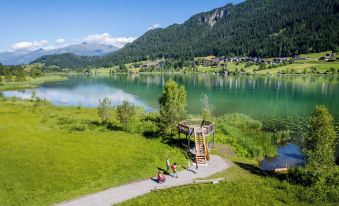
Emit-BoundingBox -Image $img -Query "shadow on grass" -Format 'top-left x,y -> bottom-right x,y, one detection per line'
161,137 -> 187,150
234,162 -> 288,181
87,120 -> 122,131
142,130 -> 162,139
106,122 -> 121,131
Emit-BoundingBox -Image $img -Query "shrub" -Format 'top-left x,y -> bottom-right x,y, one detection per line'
69,122 -> 87,132
138,120 -> 159,137
305,105 -> 336,178
97,98 -> 111,125
329,67 -> 336,74
117,100 -> 135,131
14,74 -> 26,82
5,75 -> 12,82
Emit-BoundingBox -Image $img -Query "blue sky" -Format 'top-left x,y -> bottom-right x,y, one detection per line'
0,0 -> 242,51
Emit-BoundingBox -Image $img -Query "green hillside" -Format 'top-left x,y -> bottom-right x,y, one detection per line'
31,0 -> 339,68
103,0 -> 339,64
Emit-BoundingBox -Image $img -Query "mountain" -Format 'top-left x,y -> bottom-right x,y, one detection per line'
32,0 -> 339,68
30,53 -> 99,69
0,42 -> 118,65
101,0 -> 339,64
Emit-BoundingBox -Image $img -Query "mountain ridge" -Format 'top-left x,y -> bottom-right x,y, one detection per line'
0,42 -> 118,65
32,0 -> 339,68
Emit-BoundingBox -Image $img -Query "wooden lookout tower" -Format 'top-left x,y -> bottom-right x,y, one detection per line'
178,119 -> 215,165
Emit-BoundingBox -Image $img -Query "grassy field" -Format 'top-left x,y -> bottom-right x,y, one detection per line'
0,100 -> 186,206
120,149 -> 337,206
299,51 -> 331,59
255,62 -> 339,74
0,74 -> 68,91
119,156 -> 308,206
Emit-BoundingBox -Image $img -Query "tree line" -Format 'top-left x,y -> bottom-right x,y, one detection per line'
30,0 -> 339,69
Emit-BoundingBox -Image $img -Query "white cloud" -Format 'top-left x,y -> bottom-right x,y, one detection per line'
12,40 -> 48,50
83,33 -> 136,48
10,33 -> 136,52
56,38 -> 65,44
148,23 -> 160,30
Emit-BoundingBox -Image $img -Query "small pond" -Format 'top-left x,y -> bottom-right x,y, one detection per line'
261,144 -> 305,170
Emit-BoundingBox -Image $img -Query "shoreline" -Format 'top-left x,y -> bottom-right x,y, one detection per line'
0,74 -> 69,91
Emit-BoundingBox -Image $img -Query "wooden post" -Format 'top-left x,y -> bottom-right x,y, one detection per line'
187,134 -> 190,150
213,132 -> 215,149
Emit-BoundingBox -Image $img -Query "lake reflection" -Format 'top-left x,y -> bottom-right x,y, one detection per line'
3,82 -> 152,110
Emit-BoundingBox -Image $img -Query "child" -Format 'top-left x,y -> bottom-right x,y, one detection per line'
157,171 -> 166,183
171,163 -> 178,178
166,159 -> 170,174
187,160 -> 191,171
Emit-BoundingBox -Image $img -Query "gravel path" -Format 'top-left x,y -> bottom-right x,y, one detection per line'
56,155 -> 230,206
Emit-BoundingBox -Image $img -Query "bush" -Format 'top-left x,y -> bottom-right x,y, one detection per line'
138,120 -> 159,137
70,122 -> 88,132
97,98 -> 111,125
14,74 -> 26,82
117,100 -> 136,131
5,75 -> 12,82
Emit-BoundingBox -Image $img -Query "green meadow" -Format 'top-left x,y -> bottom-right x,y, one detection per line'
120,160 -> 309,206
120,151 -> 338,206
0,100 -> 186,206
0,74 -> 68,91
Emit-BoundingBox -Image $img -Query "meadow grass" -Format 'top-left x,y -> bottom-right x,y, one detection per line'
255,63 -> 315,74
215,113 -> 277,159
255,62 -> 339,74
0,100 -> 187,206
197,66 -> 221,72
0,74 -> 68,91
299,51 -> 331,59
120,147 -> 338,206
119,156 -> 315,206
315,63 -> 339,71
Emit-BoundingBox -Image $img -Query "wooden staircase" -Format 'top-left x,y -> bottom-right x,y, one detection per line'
194,128 -> 209,165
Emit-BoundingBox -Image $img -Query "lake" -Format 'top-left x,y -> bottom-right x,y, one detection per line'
2,74 -> 339,120
2,73 -> 339,168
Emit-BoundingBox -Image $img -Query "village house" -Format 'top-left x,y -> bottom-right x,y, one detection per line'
319,53 -> 336,62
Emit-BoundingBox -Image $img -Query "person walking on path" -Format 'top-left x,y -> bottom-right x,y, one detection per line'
166,159 -> 170,174
157,171 -> 166,183
171,163 -> 178,178
195,163 -> 199,174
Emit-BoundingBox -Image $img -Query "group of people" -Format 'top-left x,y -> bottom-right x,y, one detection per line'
156,158 -> 199,184
157,159 -> 177,184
